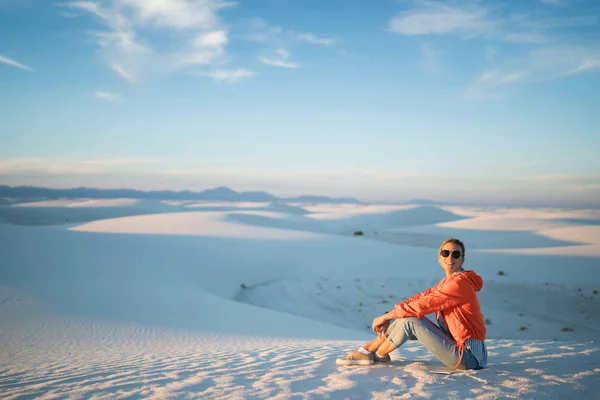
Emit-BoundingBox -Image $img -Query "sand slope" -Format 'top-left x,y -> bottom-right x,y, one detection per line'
1,199 -> 599,398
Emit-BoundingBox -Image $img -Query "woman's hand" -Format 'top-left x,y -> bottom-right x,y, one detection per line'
372,315 -> 390,335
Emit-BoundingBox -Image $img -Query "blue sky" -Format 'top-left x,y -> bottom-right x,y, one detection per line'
1,0 -> 599,205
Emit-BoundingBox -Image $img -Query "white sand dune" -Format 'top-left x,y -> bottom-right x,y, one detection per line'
0,198 -> 185,226
438,207 -> 600,257
1,199 -> 600,398
72,211 -> 322,240
12,197 -> 93,207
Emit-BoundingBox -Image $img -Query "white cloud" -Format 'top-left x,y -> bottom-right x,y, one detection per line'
566,58 -> 600,75
259,57 -> 299,69
115,0 -> 231,30
258,47 -> 299,68
62,0 -> 234,82
485,47 -> 498,63
389,3 -> 496,36
388,1 -> 596,42
92,30 -> 151,55
275,48 -> 289,58
0,54 -> 33,71
193,30 -> 228,48
467,46 -> 600,95
208,68 -> 254,82
296,33 -> 334,46
173,29 -> 229,68
504,32 -> 548,44
0,156 -> 161,175
240,18 -> 284,43
109,62 -> 136,82
470,69 -> 530,89
421,42 -> 438,72
66,1 -> 110,20
521,174 -> 594,183
60,11 -> 78,18
94,91 -> 122,102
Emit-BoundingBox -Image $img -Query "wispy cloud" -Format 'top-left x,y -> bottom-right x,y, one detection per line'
117,0 -> 235,30
240,17 -> 336,68
540,0 -> 567,5
172,30 -> 229,68
0,156 -> 162,175
208,68 -> 254,82
521,174 -> 596,183
389,2 -> 496,37
420,42 -> 438,72
109,63 -> 135,83
61,0 -> 236,83
259,48 -> 299,68
240,17 -> 284,43
389,1 -> 596,43
0,54 -> 33,71
60,11 -> 78,18
467,46 -> 600,95
296,32 -> 334,46
504,32 -> 548,44
241,17 -> 334,47
94,91 -> 121,102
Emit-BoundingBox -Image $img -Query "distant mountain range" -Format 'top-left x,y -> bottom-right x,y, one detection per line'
0,185 -> 361,204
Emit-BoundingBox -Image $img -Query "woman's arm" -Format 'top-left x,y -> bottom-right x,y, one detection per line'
390,278 -> 470,319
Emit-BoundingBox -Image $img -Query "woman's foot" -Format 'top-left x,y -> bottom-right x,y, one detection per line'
335,349 -> 374,366
374,353 -> 391,363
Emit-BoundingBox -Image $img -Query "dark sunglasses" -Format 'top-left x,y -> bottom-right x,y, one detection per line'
440,250 -> 462,259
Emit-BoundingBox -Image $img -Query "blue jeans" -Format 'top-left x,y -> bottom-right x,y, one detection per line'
383,316 -> 480,370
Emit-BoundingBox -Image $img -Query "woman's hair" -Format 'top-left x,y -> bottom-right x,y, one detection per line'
439,238 -> 466,257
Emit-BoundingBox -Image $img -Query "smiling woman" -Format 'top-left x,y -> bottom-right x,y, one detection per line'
336,238 -> 488,371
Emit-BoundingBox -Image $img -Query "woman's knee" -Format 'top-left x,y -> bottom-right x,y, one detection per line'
396,316 -> 427,328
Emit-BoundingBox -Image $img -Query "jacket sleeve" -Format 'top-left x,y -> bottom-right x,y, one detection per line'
391,277 -> 468,319
403,286 -> 435,304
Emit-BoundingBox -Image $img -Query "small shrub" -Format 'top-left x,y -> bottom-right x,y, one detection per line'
562,327 -> 574,332
498,271 -> 505,276
485,318 -> 492,325
353,231 -> 364,236
380,299 -> 389,304
519,313 -> 524,317
520,326 -> 527,331
336,286 -> 341,289
593,289 -> 598,295
240,283 -> 247,289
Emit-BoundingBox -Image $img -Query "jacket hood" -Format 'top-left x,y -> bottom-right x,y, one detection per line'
461,270 -> 484,292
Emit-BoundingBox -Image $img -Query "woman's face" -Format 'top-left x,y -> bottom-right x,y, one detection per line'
438,242 -> 464,274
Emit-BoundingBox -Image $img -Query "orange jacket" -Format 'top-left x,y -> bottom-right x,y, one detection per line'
391,270 -> 486,368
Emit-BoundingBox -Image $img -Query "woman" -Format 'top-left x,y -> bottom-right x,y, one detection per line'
336,238 -> 487,370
